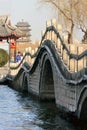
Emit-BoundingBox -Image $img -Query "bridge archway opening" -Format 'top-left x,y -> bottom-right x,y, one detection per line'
80,97 -> 87,121
40,59 -> 55,101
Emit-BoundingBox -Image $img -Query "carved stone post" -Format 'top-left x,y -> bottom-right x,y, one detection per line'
51,18 -> 57,44
76,47 -> 78,72
28,47 -> 32,64
41,30 -> 45,38
46,21 -> 51,40
57,24 -> 62,52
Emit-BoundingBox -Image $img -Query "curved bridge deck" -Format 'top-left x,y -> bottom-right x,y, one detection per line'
7,25 -> 87,121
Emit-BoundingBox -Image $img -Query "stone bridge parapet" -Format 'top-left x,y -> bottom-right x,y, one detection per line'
0,18 -> 87,121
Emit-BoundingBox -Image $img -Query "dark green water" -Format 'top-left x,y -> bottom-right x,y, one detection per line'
0,85 -> 86,130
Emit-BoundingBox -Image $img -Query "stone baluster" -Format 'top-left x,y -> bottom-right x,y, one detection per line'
32,50 -> 35,64
35,48 -> 38,52
51,18 -> 57,44
28,47 -> 32,64
41,30 -> 46,41
78,46 -> 84,71
76,47 -> 78,72
25,48 -> 28,62
46,21 -> 51,40
69,44 -> 77,72
82,44 -> 87,67
67,46 -> 70,70
62,49 -> 68,65
57,38 -> 61,53
57,24 -> 62,36
64,35 -> 68,44
56,24 -> 62,52
83,56 -> 86,68
61,45 -> 63,59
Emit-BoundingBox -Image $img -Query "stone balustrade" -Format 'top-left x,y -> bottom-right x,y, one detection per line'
41,18 -> 87,72
10,18 -> 87,75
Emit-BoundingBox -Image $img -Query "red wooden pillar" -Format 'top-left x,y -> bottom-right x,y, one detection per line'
10,39 -> 16,62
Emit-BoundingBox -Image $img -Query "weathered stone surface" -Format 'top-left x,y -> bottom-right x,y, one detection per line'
8,40 -> 87,121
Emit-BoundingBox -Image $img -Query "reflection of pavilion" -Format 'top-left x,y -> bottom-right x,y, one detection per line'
0,15 -> 25,63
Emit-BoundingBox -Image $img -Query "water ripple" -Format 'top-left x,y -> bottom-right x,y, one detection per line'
0,85 -> 86,130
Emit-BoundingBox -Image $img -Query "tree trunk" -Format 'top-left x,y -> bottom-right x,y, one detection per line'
68,22 -> 74,44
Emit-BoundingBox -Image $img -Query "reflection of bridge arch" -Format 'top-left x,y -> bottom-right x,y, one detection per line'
39,54 -> 55,100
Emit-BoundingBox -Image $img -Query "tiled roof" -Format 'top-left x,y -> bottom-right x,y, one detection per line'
0,20 -> 13,37
0,15 -> 25,39
16,21 -> 30,27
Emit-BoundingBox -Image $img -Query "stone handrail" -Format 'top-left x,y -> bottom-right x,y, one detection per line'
41,25 -> 87,60
40,25 -> 87,72
10,25 -> 87,72
10,52 -> 37,70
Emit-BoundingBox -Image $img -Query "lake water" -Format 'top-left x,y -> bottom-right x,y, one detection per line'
0,85 -> 86,130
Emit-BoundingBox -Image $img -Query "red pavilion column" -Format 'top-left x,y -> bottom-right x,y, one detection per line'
10,39 -> 16,62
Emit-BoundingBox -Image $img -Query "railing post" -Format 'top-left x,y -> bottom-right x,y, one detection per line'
70,44 -> 77,72
51,18 -> 57,44
86,56 -> 87,67
61,45 -> 63,58
62,47 -> 63,60
83,56 -> 85,68
41,30 -> 45,41
51,18 -> 57,28
46,21 -> 51,40
28,47 -> 31,64
84,55 -> 87,68
57,38 -> 61,53
63,49 -> 68,65
74,56 -> 75,72
64,35 -> 68,44
76,47 -> 78,72
78,46 -> 84,71
57,24 -> 62,36
68,46 -> 70,70
25,48 -> 28,62
31,50 -> 34,64
57,24 -> 62,52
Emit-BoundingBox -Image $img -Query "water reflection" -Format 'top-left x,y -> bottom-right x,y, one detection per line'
16,93 -> 75,130
0,85 -> 86,130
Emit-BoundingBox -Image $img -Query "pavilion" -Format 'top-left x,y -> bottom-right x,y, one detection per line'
0,15 -> 25,62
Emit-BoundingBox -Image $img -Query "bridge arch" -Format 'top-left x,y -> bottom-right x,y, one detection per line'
39,53 -> 55,100
77,87 -> 87,120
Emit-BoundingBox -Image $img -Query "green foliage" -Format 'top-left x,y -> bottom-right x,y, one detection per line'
0,49 -> 9,67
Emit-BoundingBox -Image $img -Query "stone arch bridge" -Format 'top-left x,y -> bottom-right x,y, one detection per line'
6,25 -> 87,121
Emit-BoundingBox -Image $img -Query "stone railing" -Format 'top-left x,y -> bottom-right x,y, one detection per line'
10,18 -> 87,75
10,51 -> 37,75
41,19 -> 87,72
